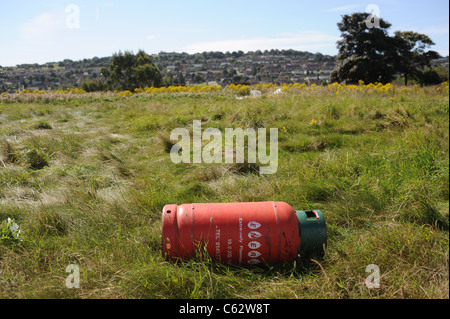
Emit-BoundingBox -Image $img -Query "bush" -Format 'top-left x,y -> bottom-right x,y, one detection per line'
80,79 -> 108,92
418,69 -> 444,86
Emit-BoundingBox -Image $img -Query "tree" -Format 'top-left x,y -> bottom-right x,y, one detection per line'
393,31 -> 440,85
193,73 -> 205,83
330,13 -> 396,84
331,13 -> 440,85
101,50 -> 162,91
176,72 -> 186,85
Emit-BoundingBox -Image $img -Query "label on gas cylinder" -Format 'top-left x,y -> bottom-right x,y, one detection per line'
223,217 -> 264,265
247,220 -> 263,264
217,217 -> 265,265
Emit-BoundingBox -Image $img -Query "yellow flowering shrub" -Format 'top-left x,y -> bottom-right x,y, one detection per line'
1,81 -> 446,98
118,90 -> 133,97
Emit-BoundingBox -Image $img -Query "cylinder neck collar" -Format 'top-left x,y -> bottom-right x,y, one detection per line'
296,210 -> 327,256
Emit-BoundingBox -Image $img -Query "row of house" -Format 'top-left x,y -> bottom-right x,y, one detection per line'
1,52 -> 337,91
0,64 -> 101,92
159,53 -> 336,85
2,51 -> 449,92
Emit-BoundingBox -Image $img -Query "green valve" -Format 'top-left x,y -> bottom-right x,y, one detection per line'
296,210 -> 327,256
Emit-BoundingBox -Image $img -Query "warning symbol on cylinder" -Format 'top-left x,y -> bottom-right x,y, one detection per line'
248,251 -> 262,258
248,231 -> 262,239
248,259 -> 261,265
248,221 -> 261,230
248,241 -> 261,249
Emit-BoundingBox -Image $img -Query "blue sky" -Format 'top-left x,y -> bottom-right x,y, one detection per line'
0,0 -> 448,66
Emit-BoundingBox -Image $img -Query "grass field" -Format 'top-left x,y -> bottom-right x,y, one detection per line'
0,83 -> 448,299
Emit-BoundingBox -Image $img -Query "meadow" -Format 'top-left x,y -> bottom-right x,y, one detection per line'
0,82 -> 448,298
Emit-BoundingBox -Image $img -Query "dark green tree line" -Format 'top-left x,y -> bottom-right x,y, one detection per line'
331,13 -> 440,85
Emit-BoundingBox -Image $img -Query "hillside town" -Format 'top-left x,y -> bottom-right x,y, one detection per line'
0,50 -> 335,92
0,50 -> 448,93
154,50 -> 336,86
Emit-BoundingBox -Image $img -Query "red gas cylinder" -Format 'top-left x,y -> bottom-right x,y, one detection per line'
161,201 -> 327,265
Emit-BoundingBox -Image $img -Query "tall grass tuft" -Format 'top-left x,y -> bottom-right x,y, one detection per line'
0,140 -> 19,164
30,210 -> 68,237
24,138 -> 55,170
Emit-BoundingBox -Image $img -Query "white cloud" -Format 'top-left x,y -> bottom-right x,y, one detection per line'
184,31 -> 339,54
146,35 -> 158,40
437,49 -> 449,57
20,12 -> 66,41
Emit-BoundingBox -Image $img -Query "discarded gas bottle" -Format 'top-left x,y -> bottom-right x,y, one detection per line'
161,201 -> 326,265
